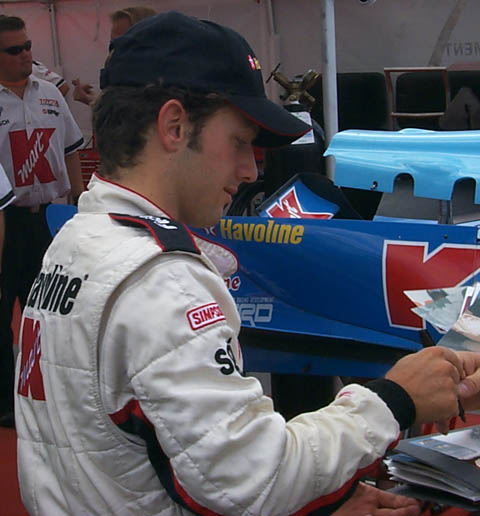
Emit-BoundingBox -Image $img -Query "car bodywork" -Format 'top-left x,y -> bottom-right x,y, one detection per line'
196,129 -> 480,377
47,129 -> 480,378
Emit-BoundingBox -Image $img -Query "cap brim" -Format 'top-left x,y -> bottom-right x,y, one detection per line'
227,95 -> 311,148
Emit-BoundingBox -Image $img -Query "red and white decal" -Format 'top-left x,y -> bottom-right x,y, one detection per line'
187,302 -> 226,331
224,275 -> 241,292
9,128 -> 56,187
266,186 -> 334,219
203,226 -> 217,237
39,98 -> 59,108
383,241 -> 480,329
17,317 -> 45,400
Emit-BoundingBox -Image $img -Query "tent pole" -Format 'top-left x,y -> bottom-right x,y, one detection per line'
47,0 -> 61,68
320,0 -> 338,180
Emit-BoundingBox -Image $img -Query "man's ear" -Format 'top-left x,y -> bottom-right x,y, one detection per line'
156,99 -> 190,152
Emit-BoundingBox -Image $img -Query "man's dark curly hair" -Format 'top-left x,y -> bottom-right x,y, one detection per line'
0,15 -> 26,33
92,84 -> 227,178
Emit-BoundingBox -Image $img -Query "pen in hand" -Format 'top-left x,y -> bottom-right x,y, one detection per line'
458,399 -> 466,423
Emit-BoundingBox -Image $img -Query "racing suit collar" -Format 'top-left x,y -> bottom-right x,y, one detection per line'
80,174 -> 238,278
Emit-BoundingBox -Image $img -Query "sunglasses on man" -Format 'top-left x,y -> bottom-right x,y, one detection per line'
0,40 -> 32,56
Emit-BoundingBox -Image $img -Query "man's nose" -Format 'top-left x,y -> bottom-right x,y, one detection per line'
239,147 -> 258,184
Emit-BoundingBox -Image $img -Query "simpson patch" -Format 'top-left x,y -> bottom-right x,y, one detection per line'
187,302 -> 225,330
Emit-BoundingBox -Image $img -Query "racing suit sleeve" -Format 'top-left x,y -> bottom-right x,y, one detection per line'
101,253 -> 404,516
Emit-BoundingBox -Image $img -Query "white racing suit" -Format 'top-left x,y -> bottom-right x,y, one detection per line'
15,174 -> 414,515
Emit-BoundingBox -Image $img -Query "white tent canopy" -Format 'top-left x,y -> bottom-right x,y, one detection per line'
2,0 -> 479,152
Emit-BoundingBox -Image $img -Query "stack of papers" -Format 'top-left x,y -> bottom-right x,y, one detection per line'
385,426 -> 480,503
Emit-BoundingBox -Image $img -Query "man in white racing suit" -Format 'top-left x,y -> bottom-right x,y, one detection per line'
15,11 -> 480,516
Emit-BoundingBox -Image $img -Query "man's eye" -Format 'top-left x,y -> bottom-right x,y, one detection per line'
236,138 -> 248,148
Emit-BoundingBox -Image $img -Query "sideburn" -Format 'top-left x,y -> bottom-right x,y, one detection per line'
186,123 -> 203,152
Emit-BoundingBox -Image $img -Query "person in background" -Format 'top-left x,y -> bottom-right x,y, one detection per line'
15,11 -> 480,516
0,162 -> 16,267
72,5 -> 156,106
0,163 -> 16,358
0,14 -> 84,428
110,6 -> 158,38
32,60 -> 69,96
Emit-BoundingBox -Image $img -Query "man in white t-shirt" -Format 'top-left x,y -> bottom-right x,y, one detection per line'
32,60 -> 69,96
0,14 -> 84,427
0,162 -> 15,210
0,162 -> 15,282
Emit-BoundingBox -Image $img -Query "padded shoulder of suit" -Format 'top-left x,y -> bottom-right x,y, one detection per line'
109,213 -> 201,255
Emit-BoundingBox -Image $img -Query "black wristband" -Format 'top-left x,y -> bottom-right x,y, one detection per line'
365,378 -> 416,430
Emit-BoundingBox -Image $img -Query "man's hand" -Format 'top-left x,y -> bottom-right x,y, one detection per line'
403,350 -> 480,434
332,483 -> 421,516
72,78 -> 96,106
385,347 -> 463,424
456,350 -> 480,411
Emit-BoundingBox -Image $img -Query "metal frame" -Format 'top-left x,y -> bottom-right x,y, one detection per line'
384,66 -> 451,130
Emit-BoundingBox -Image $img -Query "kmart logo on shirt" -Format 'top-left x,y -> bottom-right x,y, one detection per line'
9,128 -> 56,186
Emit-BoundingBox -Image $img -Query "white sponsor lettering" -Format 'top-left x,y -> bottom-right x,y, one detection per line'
237,303 -> 273,327
18,131 -> 43,184
141,215 -> 178,230
19,327 -> 41,391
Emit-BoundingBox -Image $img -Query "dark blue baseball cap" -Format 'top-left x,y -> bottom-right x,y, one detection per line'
100,11 -> 310,148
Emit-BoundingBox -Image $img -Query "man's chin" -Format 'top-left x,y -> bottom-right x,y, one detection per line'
189,216 -> 222,230
21,66 -> 32,79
